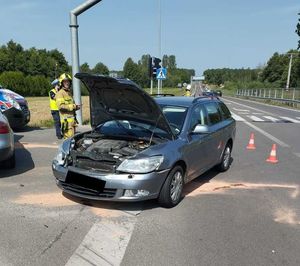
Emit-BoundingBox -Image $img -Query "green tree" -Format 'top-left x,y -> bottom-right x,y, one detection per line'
92,62 -> 109,75
260,50 -> 299,87
137,54 -> 151,88
80,62 -> 91,73
123,57 -> 143,86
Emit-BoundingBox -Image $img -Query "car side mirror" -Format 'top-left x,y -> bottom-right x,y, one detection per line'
191,124 -> 210,134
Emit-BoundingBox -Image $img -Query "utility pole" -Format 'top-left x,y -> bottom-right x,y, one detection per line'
286,53 -> 293,90
157,0 -> 162,94
70,0 -> 102,125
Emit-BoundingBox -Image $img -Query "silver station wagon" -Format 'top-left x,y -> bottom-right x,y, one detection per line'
52,74 -> 236,208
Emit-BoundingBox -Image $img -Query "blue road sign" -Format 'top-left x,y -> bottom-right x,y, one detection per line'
156,68 -> 167,80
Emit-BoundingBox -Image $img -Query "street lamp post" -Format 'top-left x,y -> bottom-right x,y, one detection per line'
286,53 -> 293,91
70,0 -> 102,125
157,0 -> 162,94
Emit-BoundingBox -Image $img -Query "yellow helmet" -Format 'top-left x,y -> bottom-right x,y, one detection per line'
58,73 -> 72,85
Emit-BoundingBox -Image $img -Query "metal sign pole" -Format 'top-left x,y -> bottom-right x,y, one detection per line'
150,78 -> 153,94
70,0 -> 102,125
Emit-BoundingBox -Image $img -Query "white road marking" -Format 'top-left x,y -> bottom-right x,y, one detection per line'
247,115 -> 265,122
280,117 -> 300,123
252,112 -> 264,115
231,112 -> 245,121
294,153 -> 300,158
225,96 -> 300,113
233,108 -> 249,112
263,116 -> 281,122
243,120 -> 290,148
296,117 -> 300,120
224,98 -> 274,115
227,99 -> 295,150
65,216 -> 136,266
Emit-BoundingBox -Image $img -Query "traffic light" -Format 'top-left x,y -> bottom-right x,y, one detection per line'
153,57 -> 161,69
148,57 -> 161,79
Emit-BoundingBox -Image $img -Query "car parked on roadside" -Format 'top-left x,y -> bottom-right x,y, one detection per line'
52,74 -> 236,208
0,110 -> 15,169
0,87 -> 30,130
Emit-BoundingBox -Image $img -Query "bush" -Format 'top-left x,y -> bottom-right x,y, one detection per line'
0,71 -> 51,96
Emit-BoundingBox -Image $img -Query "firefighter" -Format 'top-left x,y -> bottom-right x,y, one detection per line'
185,84 -> 191,97
49,79 -> 62,139
55,73 -> 80,139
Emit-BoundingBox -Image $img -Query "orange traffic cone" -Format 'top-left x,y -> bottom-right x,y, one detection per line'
266,144 -> 278,164
246,133 -> 256,150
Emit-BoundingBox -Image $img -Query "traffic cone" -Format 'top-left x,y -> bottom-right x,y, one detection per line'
246,133 -> 256,150
266,144 -> 278,164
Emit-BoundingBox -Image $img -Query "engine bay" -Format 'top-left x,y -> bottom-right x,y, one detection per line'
69,132 -> 155,172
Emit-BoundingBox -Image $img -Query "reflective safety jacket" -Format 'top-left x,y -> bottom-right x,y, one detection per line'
49,88 -> 59,111
185,90 -> 191,97
55,88 -> 76,122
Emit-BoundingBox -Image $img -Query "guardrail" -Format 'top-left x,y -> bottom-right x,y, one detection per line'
236,88 -> 300,107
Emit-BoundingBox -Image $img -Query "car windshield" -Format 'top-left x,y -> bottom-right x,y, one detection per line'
159,105 -> 188,135
95,120 -> 170,140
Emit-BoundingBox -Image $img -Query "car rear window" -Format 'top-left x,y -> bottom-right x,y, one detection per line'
218,102 -> 231,120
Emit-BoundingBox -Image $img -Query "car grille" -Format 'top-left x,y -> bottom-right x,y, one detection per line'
63,171 -> 117,198
75,157 -> 116,172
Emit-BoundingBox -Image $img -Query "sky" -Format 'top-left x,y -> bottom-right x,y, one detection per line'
0,0 -> 299,75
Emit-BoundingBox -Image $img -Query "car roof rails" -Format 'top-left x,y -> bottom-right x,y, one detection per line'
151,93 -> 175,97
192,96 -> 218,103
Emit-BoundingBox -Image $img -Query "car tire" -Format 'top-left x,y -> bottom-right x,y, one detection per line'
158,165 -> 184,208
1,152 -> 15,169
217,143 -> 231,172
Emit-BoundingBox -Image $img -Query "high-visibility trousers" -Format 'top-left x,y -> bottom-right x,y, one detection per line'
60,117 -> 75,139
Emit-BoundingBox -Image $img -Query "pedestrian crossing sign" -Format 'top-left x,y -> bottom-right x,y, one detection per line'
156,67 -> 167,80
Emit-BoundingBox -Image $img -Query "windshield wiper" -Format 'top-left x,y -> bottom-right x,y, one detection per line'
131,123 -> 167,141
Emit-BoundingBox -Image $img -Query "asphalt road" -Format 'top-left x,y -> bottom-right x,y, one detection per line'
0,97 -> 300,266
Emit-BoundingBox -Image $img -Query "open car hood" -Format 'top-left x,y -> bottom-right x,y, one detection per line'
75,73 -> 174,140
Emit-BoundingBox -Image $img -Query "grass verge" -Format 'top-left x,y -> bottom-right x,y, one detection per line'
27,96 -> 90,128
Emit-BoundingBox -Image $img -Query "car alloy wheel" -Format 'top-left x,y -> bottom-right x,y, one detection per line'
217,143 -> 232,172
170,171 -> 183,202
223,146 -> 231,169
158,165 -> 184,208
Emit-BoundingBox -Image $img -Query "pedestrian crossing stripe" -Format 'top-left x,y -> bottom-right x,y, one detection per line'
262,116 -> 280,122
279,117 -> 300,123
247,115 -> 264,122
233,108 -> 249,112
231,112 -> 300,123
231,112 -> 245,121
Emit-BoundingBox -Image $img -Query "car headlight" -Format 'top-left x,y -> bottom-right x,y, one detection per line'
54,139 -> 72,166
117,156 -> 164,173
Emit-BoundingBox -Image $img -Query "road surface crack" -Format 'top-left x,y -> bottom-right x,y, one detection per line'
40,206 -> 85,255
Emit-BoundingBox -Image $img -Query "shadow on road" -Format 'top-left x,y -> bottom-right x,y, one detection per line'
0,134 -> 35,178
183,158 -> 234,197
62,192 -> 158,213
13,125 -> 45,133
61,159 -> 234,211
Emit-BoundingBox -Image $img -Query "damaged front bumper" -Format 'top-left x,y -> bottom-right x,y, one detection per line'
52,161 -> 169,202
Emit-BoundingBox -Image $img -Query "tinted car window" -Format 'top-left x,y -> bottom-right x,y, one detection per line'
189,104 -> 208,130
204,102 -> 222,125
218,102 -> 231,120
